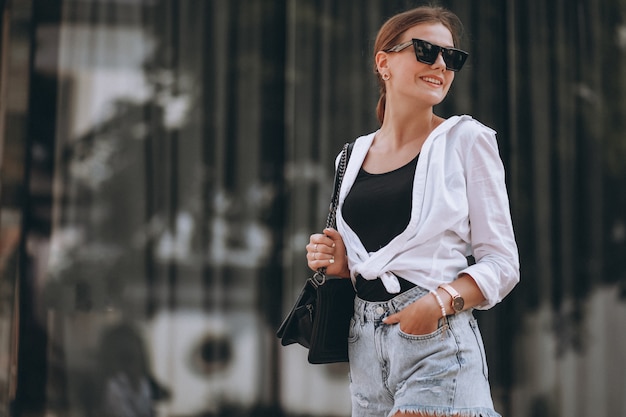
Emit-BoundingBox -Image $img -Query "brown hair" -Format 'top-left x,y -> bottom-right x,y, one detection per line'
373,6 -> 465,124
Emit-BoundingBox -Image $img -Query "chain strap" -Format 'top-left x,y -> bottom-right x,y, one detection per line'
312,142 -> 350,286
326,142 -> 349,230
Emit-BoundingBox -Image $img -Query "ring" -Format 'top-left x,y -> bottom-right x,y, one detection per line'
329,257 -> 335,264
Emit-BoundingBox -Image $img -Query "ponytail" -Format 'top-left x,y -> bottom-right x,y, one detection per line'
376,91 -> 386,125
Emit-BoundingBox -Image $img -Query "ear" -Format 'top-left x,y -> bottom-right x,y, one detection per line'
375,50 -> 389,75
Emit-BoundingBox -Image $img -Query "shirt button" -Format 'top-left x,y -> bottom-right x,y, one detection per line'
375,306 -> 385,315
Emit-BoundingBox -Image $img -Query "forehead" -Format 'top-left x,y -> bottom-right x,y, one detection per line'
402,23 -> 454,47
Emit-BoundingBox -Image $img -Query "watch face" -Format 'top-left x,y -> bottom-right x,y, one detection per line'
453,297 -> 464,312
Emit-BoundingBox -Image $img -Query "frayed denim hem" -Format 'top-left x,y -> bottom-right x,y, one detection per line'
388,406 -> 502,417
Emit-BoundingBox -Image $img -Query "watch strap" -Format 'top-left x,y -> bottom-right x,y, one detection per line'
438,283 -> 464,312
439,283 -> 459,298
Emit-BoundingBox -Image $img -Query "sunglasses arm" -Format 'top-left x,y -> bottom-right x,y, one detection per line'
385,41 -> 413,53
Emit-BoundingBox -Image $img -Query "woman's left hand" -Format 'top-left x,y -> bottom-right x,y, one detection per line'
383,293 -> 442,335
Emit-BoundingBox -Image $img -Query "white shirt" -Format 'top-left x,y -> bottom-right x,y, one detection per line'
336,115 -> 520,309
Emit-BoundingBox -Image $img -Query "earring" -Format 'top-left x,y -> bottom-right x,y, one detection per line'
382,73 -> 390,81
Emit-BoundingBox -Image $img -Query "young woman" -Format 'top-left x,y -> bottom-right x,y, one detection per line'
306,6 -> 520,417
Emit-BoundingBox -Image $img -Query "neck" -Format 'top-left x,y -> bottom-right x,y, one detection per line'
378,107 -> 441,149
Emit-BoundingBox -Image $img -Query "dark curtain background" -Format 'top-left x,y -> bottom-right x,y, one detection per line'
0,0 -> 625,416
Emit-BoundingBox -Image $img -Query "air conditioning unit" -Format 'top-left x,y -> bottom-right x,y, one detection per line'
148,310 -> 266,416
279,345 -> 351,416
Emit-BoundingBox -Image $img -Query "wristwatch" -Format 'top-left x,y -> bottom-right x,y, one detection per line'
439,283 -> 465,313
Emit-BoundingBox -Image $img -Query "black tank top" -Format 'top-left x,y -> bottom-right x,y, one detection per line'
342,153 -> 419,301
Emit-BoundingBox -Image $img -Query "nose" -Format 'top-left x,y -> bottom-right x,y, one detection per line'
432,51 -> 447,70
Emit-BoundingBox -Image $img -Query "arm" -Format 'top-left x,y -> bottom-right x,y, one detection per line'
384,128 -> 519,334
382,274 -> 484,335
461,130 -> 520,309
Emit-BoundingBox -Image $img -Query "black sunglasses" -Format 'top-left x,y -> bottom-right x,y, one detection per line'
386,38 -> 468,72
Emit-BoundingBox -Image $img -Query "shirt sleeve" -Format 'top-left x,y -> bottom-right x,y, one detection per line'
459,126 -> 520,309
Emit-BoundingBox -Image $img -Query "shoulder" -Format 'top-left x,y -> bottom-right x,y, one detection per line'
354,130 -> 377,146
442,115 -> 499,153
342,131 -> 376,157
334,131 -> 376,167
447,115 -> 496,139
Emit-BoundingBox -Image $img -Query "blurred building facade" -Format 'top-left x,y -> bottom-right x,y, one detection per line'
1,0 -> 625,416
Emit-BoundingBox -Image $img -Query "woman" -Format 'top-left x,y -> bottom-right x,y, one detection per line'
306,6 -> 520,417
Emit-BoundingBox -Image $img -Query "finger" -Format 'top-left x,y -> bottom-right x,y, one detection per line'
312,242 -> 333,256
323,228 -> 339,246
319,231 -> 337,245
383,312 -> 400,324
309,235 -> 334,253
307,251 -> 326,261
314,252 -> 333,262
308,233 -> 324,247
306,241 -> 324,253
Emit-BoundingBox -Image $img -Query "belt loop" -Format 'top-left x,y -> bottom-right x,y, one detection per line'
355,298 -> 366,322
389,295 -> 402,314
386,299 -> 394,315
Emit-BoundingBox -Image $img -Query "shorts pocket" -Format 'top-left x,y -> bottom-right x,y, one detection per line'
347,316 -> 361,344
396,317 -> 448,341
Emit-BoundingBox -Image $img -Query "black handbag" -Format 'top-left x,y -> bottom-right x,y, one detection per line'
276,142 -> 356,364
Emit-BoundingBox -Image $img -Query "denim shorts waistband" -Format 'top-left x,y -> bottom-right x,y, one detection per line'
353,284 -> 431,322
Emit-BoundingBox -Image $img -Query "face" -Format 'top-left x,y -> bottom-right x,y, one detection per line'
378,23 -> 456,107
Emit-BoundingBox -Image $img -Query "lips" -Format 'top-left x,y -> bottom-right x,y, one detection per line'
421,76 -> 443,86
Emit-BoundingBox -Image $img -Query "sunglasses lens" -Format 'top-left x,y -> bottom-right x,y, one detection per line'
414,39 -> 439,65
442,49 -> 468,72
413,39 -> 468,72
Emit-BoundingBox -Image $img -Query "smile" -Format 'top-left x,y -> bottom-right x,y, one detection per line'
421,76 -> 443,86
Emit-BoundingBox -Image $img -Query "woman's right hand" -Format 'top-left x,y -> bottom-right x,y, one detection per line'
306,228 -> 350,278
383,292 -> 442,335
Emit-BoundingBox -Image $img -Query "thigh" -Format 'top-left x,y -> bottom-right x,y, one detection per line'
348,314 -> 394,417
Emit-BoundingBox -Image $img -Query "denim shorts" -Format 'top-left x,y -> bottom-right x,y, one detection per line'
348,285 -> 501,417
